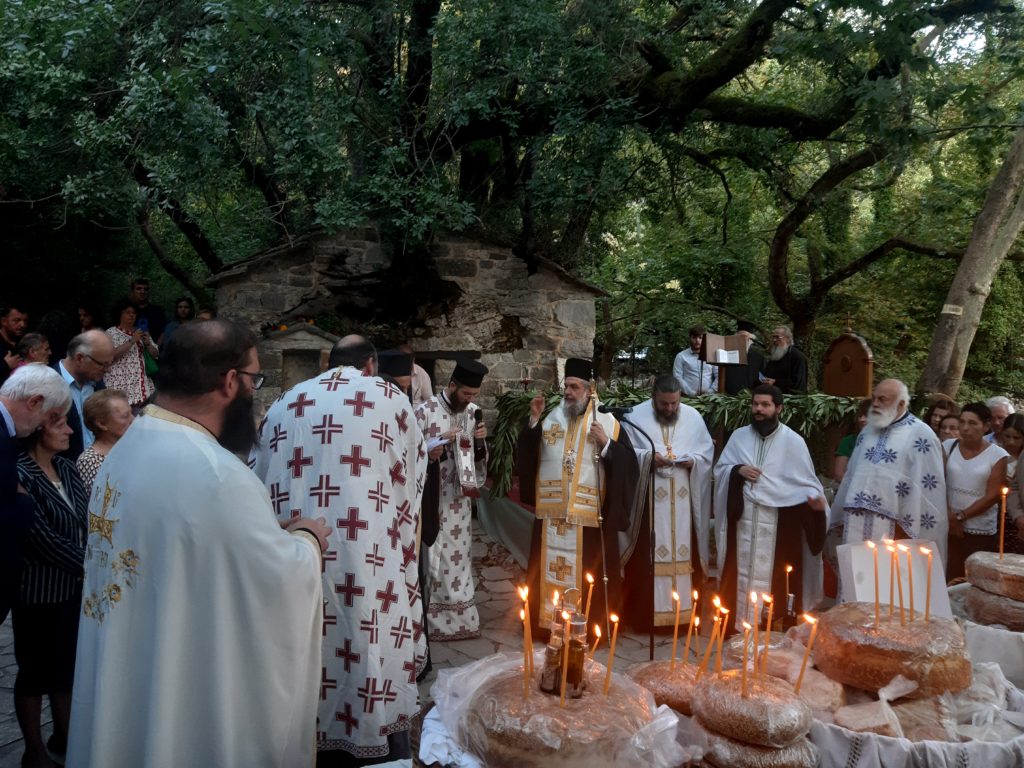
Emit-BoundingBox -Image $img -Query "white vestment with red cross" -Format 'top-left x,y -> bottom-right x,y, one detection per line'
416,395 -> 487,640
251,366 -> 427,759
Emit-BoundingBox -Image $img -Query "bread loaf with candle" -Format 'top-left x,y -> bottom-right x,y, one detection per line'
691,669 -> 811,749
627,660 -> 699,715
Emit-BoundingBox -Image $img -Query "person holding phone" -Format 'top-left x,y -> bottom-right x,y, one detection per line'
103,298 -> 157,411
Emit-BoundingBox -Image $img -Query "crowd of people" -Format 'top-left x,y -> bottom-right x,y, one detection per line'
0,297 -> 1022,766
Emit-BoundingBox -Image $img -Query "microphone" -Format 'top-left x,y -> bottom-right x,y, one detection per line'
474,410 -> 483,424
598,404 -> 632,415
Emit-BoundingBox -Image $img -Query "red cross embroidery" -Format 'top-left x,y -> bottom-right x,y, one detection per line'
385,519 -> 402,550
376,580 -> 399,613
389,460 -> 406,486
318,375 -> 348,392
336,507 -> 368,541
425,422 -> 443,438
357,676 -> 396,713
371,422 -> 394,451
269,424 -> 288,452
401,542 -> 416,571
412,619 -> 424,642
368,482 -> 390,513
335,572 -> 365,607
322,604 -> 337,637
375,380 -> 397,399
450,576 -> 462,593
364,543 -> 385,575
340,445 -> 371,476
336,702 -> 359,735
449,524 -> 463,540
359,610 -> 379,644
287,392 -> 316,418
287,446 -> 313,478
395,410 -> 409,433
450,549 -> 464,566
403,659 -> 417,683
344,391 -> 374,417
417,441 -> 426,461
395,501 -> 413,527
312,414 -> 344,444
390,616 -> 412,648
309,474 -> 341,507
269,483 -> 290,515
406,581 -> 420,603
320,668 -> 337,700
335,637 -> 361,672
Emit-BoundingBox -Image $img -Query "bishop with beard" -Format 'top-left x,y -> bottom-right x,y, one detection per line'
714,384 -> 827,633
517,358 -> 638,634
830,378 -> 947,572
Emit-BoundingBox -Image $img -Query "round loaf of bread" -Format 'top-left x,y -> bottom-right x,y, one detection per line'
691,669 -> 811,749
965,551 -> 1024,601
964,583 -> 1024,631
694,720 -> 819,768
627,660 -> 698,714
460,666 -> 654,768
812,602 -> 971,697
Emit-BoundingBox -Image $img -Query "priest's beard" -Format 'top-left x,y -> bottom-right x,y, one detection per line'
867,404 -> 900,430
562,398 -> 587,420
768,343 -> 789,362
219,392 -> 259,455
752,415 -> 779,437
654,407 -> 679,426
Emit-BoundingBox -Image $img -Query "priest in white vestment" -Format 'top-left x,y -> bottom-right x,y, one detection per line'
416,359 -> 488,641
69,321 -> 329,768
714,384 -> 827,633
830,378 -> 947,570
621,374 -> 713,630
251,336 -> 428,764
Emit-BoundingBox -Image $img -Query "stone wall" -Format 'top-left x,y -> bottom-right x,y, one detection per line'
213,228 -> 602,415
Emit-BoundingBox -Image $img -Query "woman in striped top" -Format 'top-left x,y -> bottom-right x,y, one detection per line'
14,412 -> 88,768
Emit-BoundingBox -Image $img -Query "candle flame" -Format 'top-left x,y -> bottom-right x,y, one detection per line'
882,537 -> 894,546
742,621 -> 752,631
610,613 -> 619,623
712,595 -> 721,609
586,572 -> 594,584
594,625 -> 601,639
896,543 -> 910,553
750,591 -> 758,604
1003,487 -> 1010,496
561,610 -> 570,621
693,589 -> 699,601
694,616 -> 700,628
518,585 -> 528,601
672,590 -> 680,602
803,613 -> 817,625
886,544 -> 897,553
866,540 -> 876,550
762,593 -> 773,604
919,546 -> 932,555
520,609 -> 525,621
719,607 -> 730,616
785,565 -> 793,574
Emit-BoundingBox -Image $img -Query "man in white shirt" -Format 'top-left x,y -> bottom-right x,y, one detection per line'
672,325 -> 716,396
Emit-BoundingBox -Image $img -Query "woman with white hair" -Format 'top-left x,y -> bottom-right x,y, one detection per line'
984,395 -> 1015,446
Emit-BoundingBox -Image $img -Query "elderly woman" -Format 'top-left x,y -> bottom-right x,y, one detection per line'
14,412 -> 88,768
104,298 -> 158,411
944,402 -> 1009,581
75,389 -> 134,495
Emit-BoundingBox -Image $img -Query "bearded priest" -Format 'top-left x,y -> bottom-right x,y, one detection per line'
517,358 -> 638,634
830,378 -> 947,571
621,374 -> 713,631
714,384 -> 828,634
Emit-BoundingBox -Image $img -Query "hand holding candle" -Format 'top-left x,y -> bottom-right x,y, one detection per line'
794,614 -> 818,694
602,614 -> 620,695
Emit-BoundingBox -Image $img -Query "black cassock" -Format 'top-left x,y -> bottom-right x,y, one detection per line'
516,420 -> 638,636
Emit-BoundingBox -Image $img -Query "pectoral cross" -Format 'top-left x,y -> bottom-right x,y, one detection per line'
543,423 -> 565,446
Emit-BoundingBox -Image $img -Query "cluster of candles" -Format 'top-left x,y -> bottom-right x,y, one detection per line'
864,539 -> 934,625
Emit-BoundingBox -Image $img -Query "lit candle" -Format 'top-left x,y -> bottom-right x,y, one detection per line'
519,586 -> 533,674
603,614 -> 620,695
920,546 -> 933,622
1001,487 -> 1010,560
785,565 -> 793,598
681,590 -> 699,667
715,607 -> 730,674
741,622 -> 752,697
559,611 -> 571,707
590,624 -> 602,656
584,573 -> 595,618
696,615 -> 720,679
761,594 -> 774,676
794,614 -> 818,694
671,591 -> 682,669
883,539 -> 895,620
520,609 -> 529,698
866,541 -> 880,626
888,545 -> 905,626
749,592 -> 760,675
898,544 -> 914,620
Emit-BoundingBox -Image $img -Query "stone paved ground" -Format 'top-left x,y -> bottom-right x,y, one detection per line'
0,518 -> 705,767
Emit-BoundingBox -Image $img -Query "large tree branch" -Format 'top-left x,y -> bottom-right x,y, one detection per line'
136,210 -> 215,305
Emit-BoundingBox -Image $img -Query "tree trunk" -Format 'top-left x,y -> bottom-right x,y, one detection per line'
136,211 -> 214,306
918,128 -> 1024,396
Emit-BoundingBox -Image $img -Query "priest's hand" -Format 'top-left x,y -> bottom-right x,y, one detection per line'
738,465 -> 762,482
428,445 -> 445,462
807,494 -> 827,512
287,516 -> 332,553
529,394 -> 546,424
589,422 -> 608,448
474,422 -> 487,440
654,453 -> 674,468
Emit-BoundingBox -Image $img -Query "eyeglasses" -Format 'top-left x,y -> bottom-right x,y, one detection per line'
85,354 -> 113,369
233,370 -> 265,390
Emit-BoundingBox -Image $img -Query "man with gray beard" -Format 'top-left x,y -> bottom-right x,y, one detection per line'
517,358 -> 638,634
762,326 -> 808,394
830,378 -> 948,578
